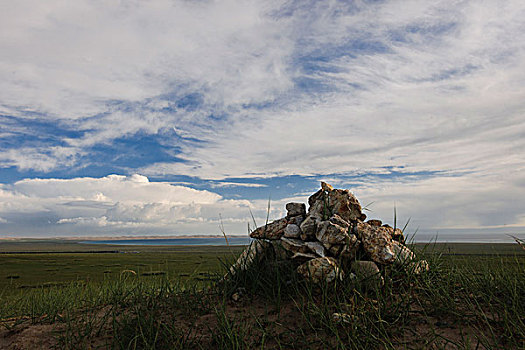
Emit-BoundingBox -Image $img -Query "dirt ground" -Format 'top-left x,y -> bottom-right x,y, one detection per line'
0,296 -> 503,350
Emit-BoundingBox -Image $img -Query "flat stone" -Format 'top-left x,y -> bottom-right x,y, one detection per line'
281,237 -> 310,254
356,222 -> 396,265
281,238 -> 326,257
283,223 -> 302,238
296,257 -> 343,284
291,252 -> 317,263
305,241 -> 327,257
250,218 -> 287,240
286,202 -> 306,217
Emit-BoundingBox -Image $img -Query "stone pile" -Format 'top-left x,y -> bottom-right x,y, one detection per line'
228,182 -> 429,287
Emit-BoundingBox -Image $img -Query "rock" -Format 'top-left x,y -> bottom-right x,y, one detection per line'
321,181 -> 334,192
299,215 -> 318,240
382,224 -> 405,243
367,219 -> 382,227
407,260 -> 429,274
305,241 -> 327,257
356,222 -> 396,265
289,215 -> 304,226
227,240 -> 271,276
291,252 -> 318,263
308,198 -> 331,221
282,238 -> 326,257
283,224 -> 302,238
392,241 -> 416,265
392,228 -> 405,244
351,260 -> 380,276
328,244 -> 343,256
250,218 -> 287,240
351,260 -> 384,289
329,213 -> 350,228
281,237 -> 310,254
308,183 -> 362,222
316,219 -> 350,247
308,189 -> 324,208
286,202 -> 306,217
326,188 -> 362,222
226,182 -> 431,289
296,257 -> 343,284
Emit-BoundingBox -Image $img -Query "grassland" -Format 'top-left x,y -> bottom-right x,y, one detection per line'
0,240 -> 523,349
0,240 -> 244,294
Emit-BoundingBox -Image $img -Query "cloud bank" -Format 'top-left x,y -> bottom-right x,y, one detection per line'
0,174 -> 276,237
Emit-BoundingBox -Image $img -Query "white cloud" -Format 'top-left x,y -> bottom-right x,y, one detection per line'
0,0 -> 292,119
0,174 -> 267,237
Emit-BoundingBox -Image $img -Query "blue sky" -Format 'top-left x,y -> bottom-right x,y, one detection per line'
1,0 -> 524,241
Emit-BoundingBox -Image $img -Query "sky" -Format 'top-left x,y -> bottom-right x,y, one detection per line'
0,0 -> 524,242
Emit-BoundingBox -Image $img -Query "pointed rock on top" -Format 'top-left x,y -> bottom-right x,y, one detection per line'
308,182 -> 363,222
321,181 -> 334,192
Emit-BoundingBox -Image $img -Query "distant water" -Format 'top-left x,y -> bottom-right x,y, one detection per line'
81,232 -> 517,246
82,237 -> 253,246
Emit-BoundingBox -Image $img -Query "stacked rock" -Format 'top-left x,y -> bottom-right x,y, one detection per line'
228,182 -> 429,286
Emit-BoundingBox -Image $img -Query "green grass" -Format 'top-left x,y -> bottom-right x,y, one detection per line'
0,246 -> 243,295
0,242 -> 524,349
